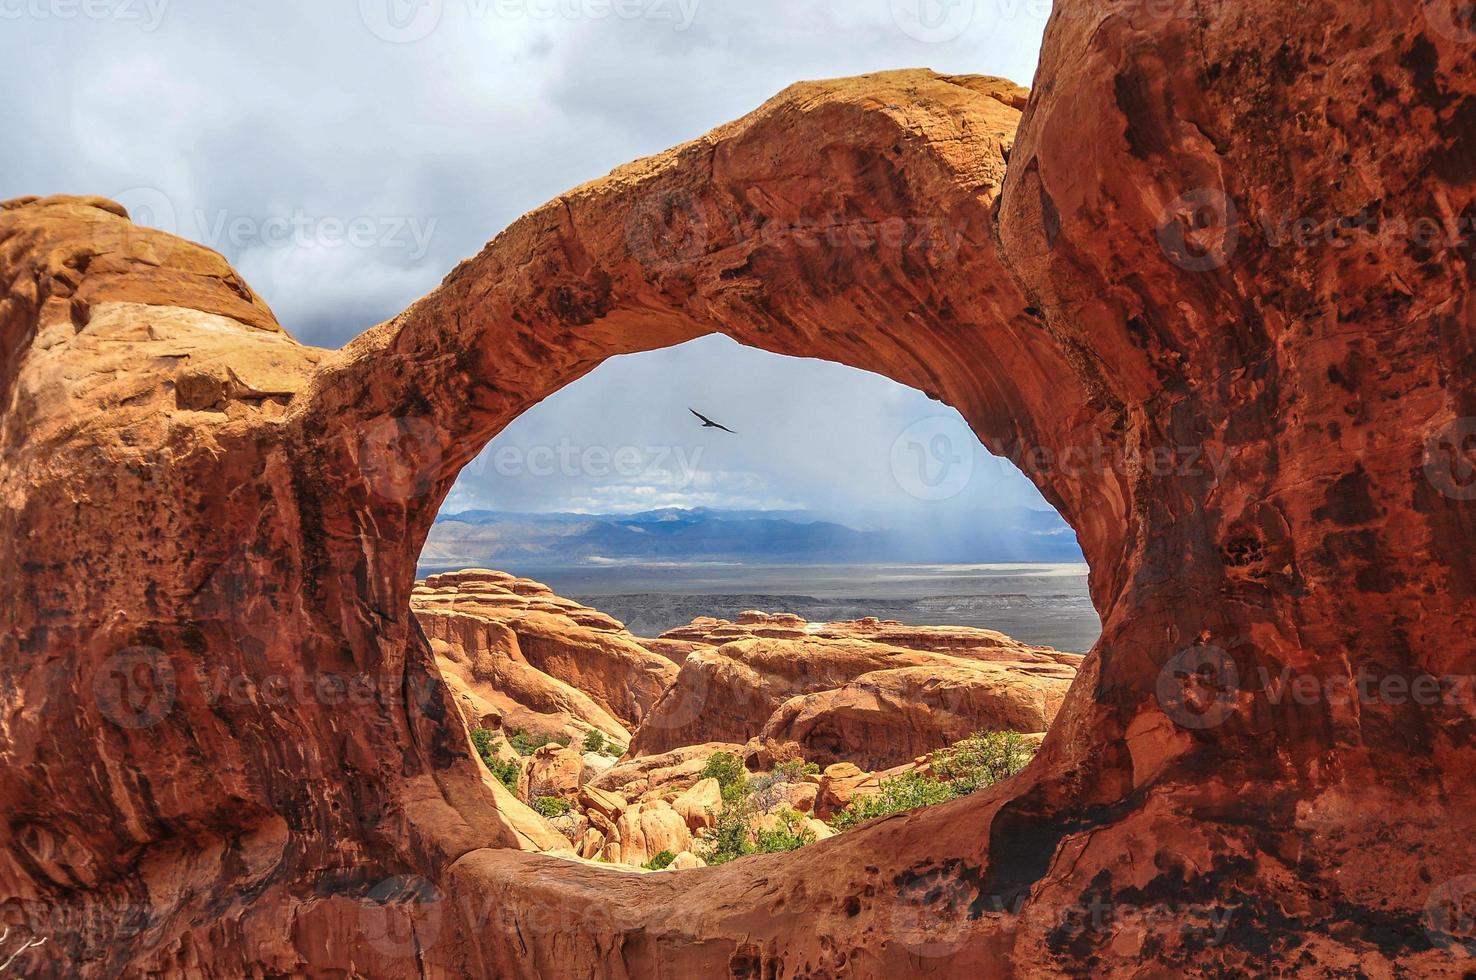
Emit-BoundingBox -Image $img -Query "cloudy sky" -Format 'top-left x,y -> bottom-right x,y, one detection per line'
1,0 -> 1055,524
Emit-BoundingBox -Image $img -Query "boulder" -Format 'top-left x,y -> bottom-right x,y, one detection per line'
614,801 -> 693,868
589,743 -> 745,803
671,777 -> 723,831
519,745 -> 585,802
670,851 -> 706,870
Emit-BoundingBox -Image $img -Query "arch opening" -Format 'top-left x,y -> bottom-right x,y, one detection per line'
409,331 -> 1101,871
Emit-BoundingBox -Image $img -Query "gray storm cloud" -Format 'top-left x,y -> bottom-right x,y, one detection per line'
1,0 -> 1057,527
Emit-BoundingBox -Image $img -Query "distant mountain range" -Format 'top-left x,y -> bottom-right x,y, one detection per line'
419,506 -> 1083,568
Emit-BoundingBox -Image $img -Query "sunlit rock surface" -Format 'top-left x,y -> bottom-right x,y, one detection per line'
4,7 -> 1476,969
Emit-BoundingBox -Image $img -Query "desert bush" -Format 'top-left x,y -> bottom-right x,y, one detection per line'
507,728 -> 571,756
830,772 -> 956,830
533,795 -> 572,818
702,798 -> 756,866
642,850 -> 677,870
931,731 -> 1035,794
828,731 -> 1037,831
470,728 -> 521,792
582,730 -> 606,754
700,751 -> 750,804
752,808 -> 816,855
748,761 -> 811,813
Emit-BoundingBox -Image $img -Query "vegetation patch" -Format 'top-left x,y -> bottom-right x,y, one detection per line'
507,727 -> 571,756
642,850 -> 678,870
533,795 -> 573,818
470,728 -> 521,792
831,731 -> 1036,830
582,729 -> 625,757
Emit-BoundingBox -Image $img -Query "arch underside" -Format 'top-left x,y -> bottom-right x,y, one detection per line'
2,1 -> 1475,974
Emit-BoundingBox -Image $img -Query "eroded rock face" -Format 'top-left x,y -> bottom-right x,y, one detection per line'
630,635 -> 1073,764
756,661 -> 1073,771
2,17 -> 1474,973
414,569 -> 676,742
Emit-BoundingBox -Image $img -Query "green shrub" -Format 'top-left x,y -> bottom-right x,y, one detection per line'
470,729 -> 521,792
827,732 -> 1037,831
702,798 -> 756,866
470,728 -> 497,763
506,728 -> 571,756
582,729 -> 606,754
487,757 -> 520,793
752,809 -> 816,855
930,731 -> 1035,795
642,850 -> 677,870
533,795 -> 573,818
700,752 -> 750,804
830,772 -> 957,830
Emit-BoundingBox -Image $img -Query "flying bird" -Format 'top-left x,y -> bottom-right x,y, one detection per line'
689,408 -> 736,434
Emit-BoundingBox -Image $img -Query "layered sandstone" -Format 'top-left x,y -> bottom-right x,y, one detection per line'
629,634 -> 1074,768
3,16 -> 1473,974
413,569 -> 677,744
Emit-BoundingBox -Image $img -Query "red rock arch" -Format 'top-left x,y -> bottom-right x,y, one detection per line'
2,0 -> 1474,973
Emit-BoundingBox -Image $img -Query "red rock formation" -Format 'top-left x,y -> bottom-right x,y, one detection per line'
756,661 -> 1073,771
3,10 -> 1474,971
629,634 -> 1074,767
415,570 -> 676,736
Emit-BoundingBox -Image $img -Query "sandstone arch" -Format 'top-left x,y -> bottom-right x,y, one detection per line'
3,0 -> 1475,973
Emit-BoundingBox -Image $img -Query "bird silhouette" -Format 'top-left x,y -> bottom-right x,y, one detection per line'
689,408 -> 736,434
